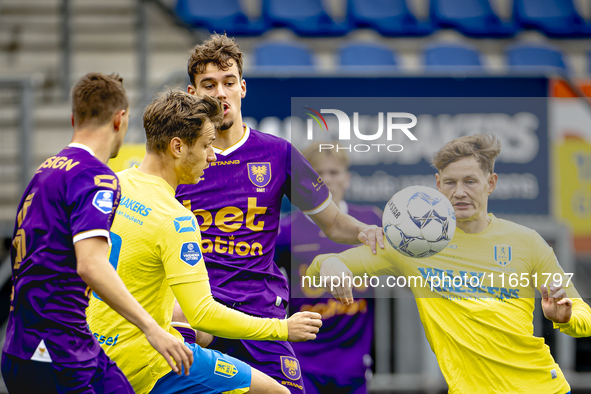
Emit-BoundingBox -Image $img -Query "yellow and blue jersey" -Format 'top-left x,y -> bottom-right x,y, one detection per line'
87,166 -> 208,394
309,214 -> 591,393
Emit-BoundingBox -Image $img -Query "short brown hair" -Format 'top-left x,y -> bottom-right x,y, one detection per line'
187,33 -> 244,86
143,91 -> 223,154
432,134 -> 501,174
71,72 -> 128,127
302,143 -> 350,170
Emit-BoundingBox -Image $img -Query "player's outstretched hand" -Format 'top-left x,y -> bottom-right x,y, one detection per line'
358,225 -> 384,255
320,257 -> 354,305
145,324 -> 194,375
541,282 -> 573,324
287,312 -> 322,342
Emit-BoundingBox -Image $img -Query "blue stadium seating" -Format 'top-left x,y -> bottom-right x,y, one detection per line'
339,42 -> 397,66
262,0 -> 349,37
513,0 -> 591,38
174,0 -> 267,36
430,0 -> 516,38
254,42 -> 315,70
346,0 -> 432,37
506,43 -> 568,73
339,42 -> 398,71
423,42 -> 483,71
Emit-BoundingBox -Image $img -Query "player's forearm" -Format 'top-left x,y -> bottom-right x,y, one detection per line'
554,298 -> 591,338
328,211 -> 368,244
311,201 -> 365,245
308,243 -> 395,279
172,281 -> 288,341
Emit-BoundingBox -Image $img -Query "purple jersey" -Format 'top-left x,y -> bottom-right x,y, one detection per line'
3,144 -> 121,363
176,126 -> 329,318
276,203 -> 381,380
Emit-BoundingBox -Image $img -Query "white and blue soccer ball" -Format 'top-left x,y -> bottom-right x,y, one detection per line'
382,186 -> 456,258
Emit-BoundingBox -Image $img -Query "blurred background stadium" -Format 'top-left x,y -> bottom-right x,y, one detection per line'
1,0 -> 591,392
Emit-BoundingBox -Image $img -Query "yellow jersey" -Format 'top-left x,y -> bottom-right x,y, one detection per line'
87,167 -> 287,394
308,214 -> 591,393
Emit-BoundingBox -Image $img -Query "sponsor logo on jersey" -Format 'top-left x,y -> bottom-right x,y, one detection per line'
247,162 -> 271,187
494,245 -> 512,266
211,160 -> 240,166
280,356 -> 301,381
92,190 -> 114,214
214,358 -> 238,378
179,242 -> 202,266
174,216 -> 197,233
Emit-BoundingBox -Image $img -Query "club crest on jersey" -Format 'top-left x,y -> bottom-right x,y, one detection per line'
494,245 -> 512,266
247,162 -> 271,187
92,190 -> 114,214
214,358 -> 238,378
280,356 -> 301,380
179,242 -> 202,266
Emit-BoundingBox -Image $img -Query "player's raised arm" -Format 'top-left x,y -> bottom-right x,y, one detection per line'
307,243 -> 400,305
310,201 -> 385,255
76,237 -> 193,375
532,231 -> 591,337
171,279 -> 322,342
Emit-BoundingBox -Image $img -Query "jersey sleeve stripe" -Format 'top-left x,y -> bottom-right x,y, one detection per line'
302,192 -> 333,216
73,229 -> 111,245
170,322 -> 192,328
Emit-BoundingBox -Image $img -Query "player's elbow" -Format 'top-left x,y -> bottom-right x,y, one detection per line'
76,256 -> 101,286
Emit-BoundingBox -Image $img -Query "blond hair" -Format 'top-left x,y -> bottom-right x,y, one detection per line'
432,134 -> 501,174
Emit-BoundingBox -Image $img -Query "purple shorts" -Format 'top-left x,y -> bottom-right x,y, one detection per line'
210,338 -> 306,394
302,374 -> 367,394
1,348 -> 133,394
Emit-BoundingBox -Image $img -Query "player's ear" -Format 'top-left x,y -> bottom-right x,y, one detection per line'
435,173 -> 441,192
71,114 -> 75,128
188,84 -> 196,95
170,137 -> 183,159
487,173 -> 498,195
112,110 -> 125,132
241,79 -> 246,99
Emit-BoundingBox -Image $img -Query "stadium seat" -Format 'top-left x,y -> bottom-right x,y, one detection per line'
513,0 -> 591,38
338,42 -> 398,71
174,0 -> 267,36
254,42 -> 315,71
423,42 -> 483,71
430,0 -> 516,38
346,0 -> 432,37
262,0 -> 349,37
506,43 -> 568,74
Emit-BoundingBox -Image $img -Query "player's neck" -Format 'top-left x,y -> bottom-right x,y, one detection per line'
457,213 -> 491,234
138,153 -> 179,191
70,127 -> 113,164
214,121 -> 245,150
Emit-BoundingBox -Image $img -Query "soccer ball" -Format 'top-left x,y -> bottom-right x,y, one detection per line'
382,186 -> 456,258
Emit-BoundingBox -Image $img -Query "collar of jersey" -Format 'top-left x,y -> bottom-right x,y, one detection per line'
213,124 -> 250,156
68,142 -> 95,156
127,165 -> 175,196
455,213 -> 496,235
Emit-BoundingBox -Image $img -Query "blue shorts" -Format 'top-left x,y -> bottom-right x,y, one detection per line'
1,349 -> 133,394
151,342 -> 252,394
210,337 -> 306,394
